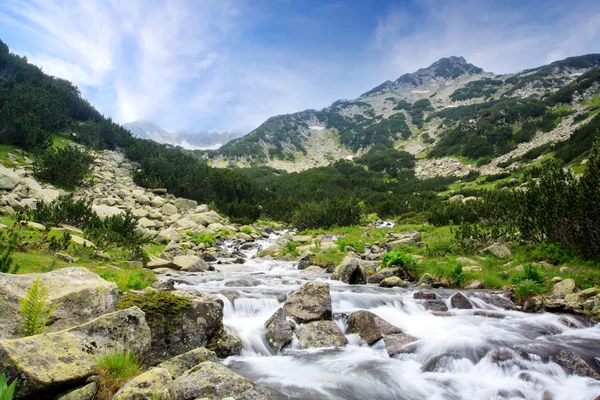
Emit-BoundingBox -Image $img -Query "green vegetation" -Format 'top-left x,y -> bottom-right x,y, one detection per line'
96,351 -> 141,399
0,373 -> 17,400
32,146 -> 93,189
382,251 -> 418,271
450,78 -> 503,101
0,230 -> 20,273
116,291 -> 192,333
19,277 -> 58,336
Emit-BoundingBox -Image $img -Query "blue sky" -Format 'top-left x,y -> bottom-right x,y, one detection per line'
1,0 -> 599,134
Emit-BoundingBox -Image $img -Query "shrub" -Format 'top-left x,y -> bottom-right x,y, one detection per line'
0,373 -> 17,400
27,194 -> 99,228
511,263 -> 545,285
33,146 -> 93,190
96,351 -> 141,398
97,270 -> 156,292
514,279 -> 547,302
530,242 -> 578,265
0,230 -> 20,274
291,197 -> 362,230
449,264 -> 465,287
19,277 -> 58,336
86,211 -> 145,249
382,251 -> 417,271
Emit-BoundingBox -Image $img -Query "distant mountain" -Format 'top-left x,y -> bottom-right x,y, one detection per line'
215,54 -> 600,174
123,120 -> 243,150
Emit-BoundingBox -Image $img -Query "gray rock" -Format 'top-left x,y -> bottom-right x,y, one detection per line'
331,256 -> 366,284
159,241 -> 184,261
92,204 -> 124,219
466,280 -> 485,289
157,348 -> 218,379
0,267 -> 118,339
297,250 -> 315,270
173,361 -> 277,400
368,267 -> 412,284
0,307 -> 151,398
479,243 -> 511,258
56,382 -> 98,400
172,255 -> 209,272
417,273 -> 435,287
523,295 -> 545,313
264,308 -> 294,353
450,292 -> 473,309
383,333 -> 418,356
296,320 -> 348,349
113,368 -> 174,400
161,203 -> 178,216
0,165 -> 20,190
174,198 -> 198,212
423,299 -> 448,312
174,218 -> 196,230
283,281 -> 332,323
147,258 -> 177,270
206,326 -> 242,358
302,265 -> 324,274
552,278 -> 576,298
414,291 -> 438,300
347,310 -> 402,344
380,276 -> 407,288
552,351 -> 600,379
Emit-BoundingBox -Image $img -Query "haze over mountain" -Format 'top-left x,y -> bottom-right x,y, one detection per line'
123,120 -> 244,150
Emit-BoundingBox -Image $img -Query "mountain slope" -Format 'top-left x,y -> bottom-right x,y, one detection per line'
214,54 -> 600,174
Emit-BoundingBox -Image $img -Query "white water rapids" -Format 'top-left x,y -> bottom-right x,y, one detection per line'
163,235 -> 600,400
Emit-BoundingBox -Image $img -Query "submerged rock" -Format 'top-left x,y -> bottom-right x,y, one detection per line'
264,308 -> 294,353
347,310 -> 402,344
423,300 -> 448,312
383,333 -> 418,356
113,368 -> 174,400
173,361 -> 277,400
331,256 -> 366,284
0,267 -> 118,339
450,292 -> 473,309
0,307 -> 151,398
552,351 -> 600,379
296,320 -> 348,349
283,281 -> 332,323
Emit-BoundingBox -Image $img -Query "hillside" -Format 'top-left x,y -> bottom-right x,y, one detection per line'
215,54 -> 600,175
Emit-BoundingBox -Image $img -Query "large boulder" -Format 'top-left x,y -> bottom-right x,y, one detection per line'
92,204 -> 124,220
552,278 -> 576,298
206,326 -> 242,358
30,188 -> 61,203
552,351 -> 600,379
0,165 -> 20,190
159,241 -> 184,261
172,255 -> 209,272
296,320 -> 347,349
283,281 -> 332,323
264,308 -> 294,353
190,210 -> 224,226
0,307 -> 151,398
479,243 -> 511,258
174,198 -> 198,212
161,203 -> 178,217
450,292 -> 473,309
380,276 -> 407,288
368,267 -> 412,284
157,348 -> 218,379
297,250 -> 315,270
173,361 -> 277,400
0,267 -> 118,339
331,257 -> 366,284
346,310 -> 402,344
113,368 -> 174,400
116,290 -> 223,365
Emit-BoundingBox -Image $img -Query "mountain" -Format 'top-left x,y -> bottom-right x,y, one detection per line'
123,120 -> 244,150
214,54 -> 600,174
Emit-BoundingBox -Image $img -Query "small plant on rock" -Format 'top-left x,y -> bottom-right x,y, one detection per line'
19,277 -> 58,336
514,279 -> 547,303
0,373 -> 17,400
96,350 -> 141,398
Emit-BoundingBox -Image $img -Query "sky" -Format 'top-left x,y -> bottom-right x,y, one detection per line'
0,0 -> 599,134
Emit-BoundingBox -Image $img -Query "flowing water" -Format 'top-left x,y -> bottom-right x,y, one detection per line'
164,234 -> 600,400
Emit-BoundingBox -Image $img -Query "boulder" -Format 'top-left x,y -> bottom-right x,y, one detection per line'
155,229 -> 181,244
173,361 -> 276,400
417,273 -> 435,287
25,221 -> 46,230
466,280 -> 485,289
450,292 -> 473,309
157,348 -> 218,379
302,265 -> 324,274
423,300 -> 448,312
296,320 -> 348,349
552,351 -> 600,379
297,250 -> 315,270
206,326 -> 242,358
138,217 -> 156,228
0,307 -> 151,398
479,243 -> 511,258
92,204 -> 124,220
462,266 -> 482,273
147,258 -> 178,270
552,278 -> 576,298
564,287 -> 598,309
380,276 -> 407,288
174,218 -> 196,230
174,198 -> 198,212
172,255 -> 209,272
456,257 -> 478,264
161,203 -> 178,217
159,241 -> 184,261
331,256 -> 366,284
56,382 -> 98,400
70,235 -> 97,249
283,281 -> 332,323
368,267 -> 413,284
113,368 -> 174,400
264,308 -> 294,353
346,310 -> 402,344
31,188 -> 61,203
0,267 -> 118,339
118,291 -> 223,365
414,291 -> 438,300
0,165 -> 20,190
190,210 -> 224,226
383,333 -> 418,357
523,295 -> 545,313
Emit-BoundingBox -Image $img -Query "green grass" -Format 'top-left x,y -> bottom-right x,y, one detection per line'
96,351 -> 141,398
0,144 -> 27,168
